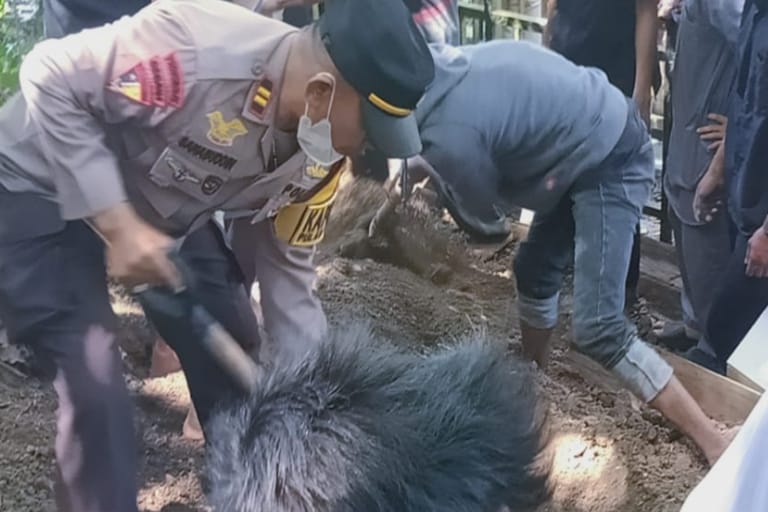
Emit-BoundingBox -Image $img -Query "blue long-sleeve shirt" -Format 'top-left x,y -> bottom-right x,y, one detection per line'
727,0 -> 768,235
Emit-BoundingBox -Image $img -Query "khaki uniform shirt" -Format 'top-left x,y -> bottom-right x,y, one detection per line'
0,0 -> 338,347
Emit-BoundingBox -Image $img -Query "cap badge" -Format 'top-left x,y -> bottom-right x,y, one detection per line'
305,162 -> 330,180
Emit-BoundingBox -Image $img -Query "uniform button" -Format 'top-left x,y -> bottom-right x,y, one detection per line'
251,62 -> 263,77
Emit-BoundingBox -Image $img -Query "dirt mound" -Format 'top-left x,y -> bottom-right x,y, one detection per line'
0,175 -> 707,512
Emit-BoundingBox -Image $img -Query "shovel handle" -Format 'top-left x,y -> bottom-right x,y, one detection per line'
166,250 -> 263,393
85,220 -> 262,392
191,304 -> 263,393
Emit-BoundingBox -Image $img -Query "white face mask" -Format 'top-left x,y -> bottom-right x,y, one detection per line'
297,76 -> 344,167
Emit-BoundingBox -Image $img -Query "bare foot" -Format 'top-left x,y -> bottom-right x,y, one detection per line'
705,424 -> 741,466
182,406 -> 205,442
704,423 -> 741,467
149,338 -> 182,378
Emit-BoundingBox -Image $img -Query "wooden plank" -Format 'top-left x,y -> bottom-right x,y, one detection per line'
637,273 -> 682,320
564,350 -> 761,424
0,360 -> 26,389
639,235 -> 679,267
565,351 -> 623,390
727,365 -> 765,394
661,352 -> 761,424
728,305 -> 768,392
638,250 -> 681,287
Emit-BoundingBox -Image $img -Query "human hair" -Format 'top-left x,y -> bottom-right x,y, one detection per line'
205,323 -> 553,512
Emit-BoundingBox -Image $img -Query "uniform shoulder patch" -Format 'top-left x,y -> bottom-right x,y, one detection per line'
108,52 -> 185,108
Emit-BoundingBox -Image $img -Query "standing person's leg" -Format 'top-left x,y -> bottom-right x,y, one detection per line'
141,221 -> 261,433
512,198 -> 575,367
569,108 -> 729,464
672,209 -> 733,371
706,234 -> 768,365
657,209 -> 703,350
0,191 -> 138,512
625,224 -> 642,305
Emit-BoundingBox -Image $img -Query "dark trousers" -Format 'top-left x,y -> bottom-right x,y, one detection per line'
0,189 -> 259,512
668,208 -> 734,343
706,233 -> 768,365
626,224 -> 641,294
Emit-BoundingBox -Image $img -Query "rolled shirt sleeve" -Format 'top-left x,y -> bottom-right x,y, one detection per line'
231,218 -> 327,363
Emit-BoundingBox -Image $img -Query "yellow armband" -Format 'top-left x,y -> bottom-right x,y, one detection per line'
273,165 -> 345,247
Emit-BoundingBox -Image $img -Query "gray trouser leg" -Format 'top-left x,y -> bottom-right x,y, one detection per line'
0,191 -> 138,512
669,208 -> 733,353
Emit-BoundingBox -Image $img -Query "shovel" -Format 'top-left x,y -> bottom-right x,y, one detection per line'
133,251 -> 263,394
87,221 -> 261,394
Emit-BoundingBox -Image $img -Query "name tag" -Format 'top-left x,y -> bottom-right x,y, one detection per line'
272,169 -> 343,246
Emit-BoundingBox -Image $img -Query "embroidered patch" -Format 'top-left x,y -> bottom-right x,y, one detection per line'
201,175 -> 224,196
178,136 -> 238,171
206,111 -> 248,147
108,52 -> 184,108
248,78 -> 273,118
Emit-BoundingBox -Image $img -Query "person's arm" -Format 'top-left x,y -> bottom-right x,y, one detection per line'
248,165 -> 346,355
693,141 -> 726,223
417,126 -> 510,244
19,3 -> 197,287
543,0 -> 557,48
633,0 -> 659,128
692,114 -> 728,224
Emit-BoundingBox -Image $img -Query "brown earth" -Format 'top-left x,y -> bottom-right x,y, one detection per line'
0,175 -> 707,511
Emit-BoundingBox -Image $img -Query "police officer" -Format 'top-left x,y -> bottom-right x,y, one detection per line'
0,1 -> 434,510
41,0 -> 306,38
399,41 -> 731,465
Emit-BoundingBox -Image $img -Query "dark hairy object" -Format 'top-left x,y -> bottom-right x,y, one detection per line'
206,324 -> 552,512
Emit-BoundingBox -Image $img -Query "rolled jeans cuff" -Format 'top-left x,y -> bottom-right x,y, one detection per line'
517,292 -> 559,330
611,338 -> 674,403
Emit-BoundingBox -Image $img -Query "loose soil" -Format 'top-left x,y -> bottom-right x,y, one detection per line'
0,175 -> 708,512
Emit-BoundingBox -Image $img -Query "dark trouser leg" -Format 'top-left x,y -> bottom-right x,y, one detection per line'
669,207 -> 733,354
706,234 -> 768,364
0,194 -> 137,512
141,221 -> 261,431
625,223 -> 641,301
512,197 -> 575,338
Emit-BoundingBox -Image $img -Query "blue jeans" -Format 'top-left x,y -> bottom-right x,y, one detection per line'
513,102 -> 673,402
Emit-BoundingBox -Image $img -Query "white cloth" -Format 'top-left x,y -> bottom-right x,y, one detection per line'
681,393 -> 768,512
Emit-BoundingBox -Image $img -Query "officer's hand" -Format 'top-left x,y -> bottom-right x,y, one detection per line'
746,228 -> 768,278
91,203 -> 182,290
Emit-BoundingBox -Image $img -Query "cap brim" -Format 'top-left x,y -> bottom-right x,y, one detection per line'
362,101 -> 422,159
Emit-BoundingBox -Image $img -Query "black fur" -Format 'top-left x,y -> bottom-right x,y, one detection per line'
205,324 -> 551,512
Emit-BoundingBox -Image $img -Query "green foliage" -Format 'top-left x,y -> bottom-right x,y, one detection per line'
0,0 -> 43,103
